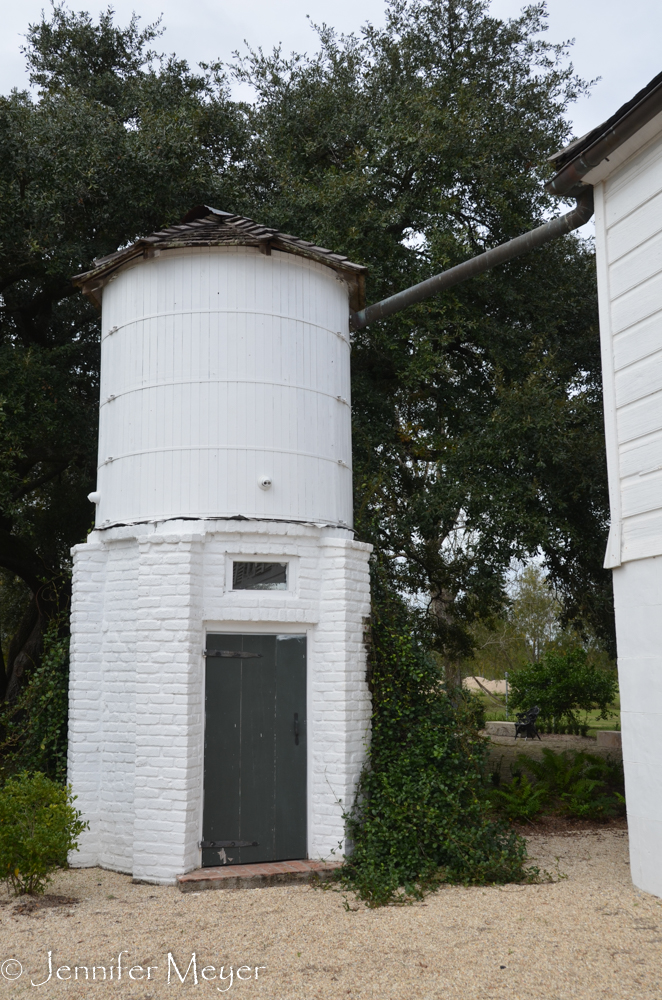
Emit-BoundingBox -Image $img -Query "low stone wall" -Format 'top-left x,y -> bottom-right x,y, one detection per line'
483,732 -> 623,782
484,721 -> 516,737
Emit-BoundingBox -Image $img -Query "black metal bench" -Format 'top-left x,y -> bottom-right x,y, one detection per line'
514,705 -> 542,740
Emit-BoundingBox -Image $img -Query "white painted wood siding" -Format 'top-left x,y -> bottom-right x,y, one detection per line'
595,133 -> 662,565
95,247 -> 353,527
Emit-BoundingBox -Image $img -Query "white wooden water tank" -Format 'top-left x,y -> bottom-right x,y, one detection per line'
74,209 -> 367,529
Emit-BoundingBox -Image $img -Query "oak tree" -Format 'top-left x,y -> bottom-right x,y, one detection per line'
0,1 -> 612,730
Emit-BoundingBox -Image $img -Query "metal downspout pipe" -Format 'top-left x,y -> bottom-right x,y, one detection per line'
350,188 -> 594,331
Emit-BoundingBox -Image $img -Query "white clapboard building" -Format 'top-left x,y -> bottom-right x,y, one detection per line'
549,71 -> 662,896
70,208 -> 372,883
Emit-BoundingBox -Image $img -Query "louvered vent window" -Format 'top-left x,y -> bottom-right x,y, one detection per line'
232,562 -> 288,591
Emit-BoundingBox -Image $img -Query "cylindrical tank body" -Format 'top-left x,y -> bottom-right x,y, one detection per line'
95,246 -> 353,527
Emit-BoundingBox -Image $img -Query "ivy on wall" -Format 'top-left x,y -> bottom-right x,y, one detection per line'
337,569 -> 535,906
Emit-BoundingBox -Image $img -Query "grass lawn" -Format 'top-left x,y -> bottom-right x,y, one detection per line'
476,691 -> 620,737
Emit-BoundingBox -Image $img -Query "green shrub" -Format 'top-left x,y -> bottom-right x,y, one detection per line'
514,748 -> 625,821
509,648 -> 617,728
0,617 -> 70,782
558,753 -> 625,820
562,776 -> 624,820
519,746 -> 584,798
0,772 -> 88,895
337,584 -> 535,906
491,773 -> 548,822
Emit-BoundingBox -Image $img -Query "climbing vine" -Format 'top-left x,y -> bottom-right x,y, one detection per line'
336,569 -> 536,906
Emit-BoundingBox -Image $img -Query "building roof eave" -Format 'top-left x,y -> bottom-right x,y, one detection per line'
547,70 -> 662,196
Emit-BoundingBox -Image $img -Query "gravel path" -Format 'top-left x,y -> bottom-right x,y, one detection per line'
1,829 -> 660,999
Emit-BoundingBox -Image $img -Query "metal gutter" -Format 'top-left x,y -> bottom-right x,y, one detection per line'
546,78 -> 662,196
350,188 -> 594,331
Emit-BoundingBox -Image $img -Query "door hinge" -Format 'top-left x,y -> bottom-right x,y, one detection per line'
203,650 -> 263,658
200,840 -> 258,849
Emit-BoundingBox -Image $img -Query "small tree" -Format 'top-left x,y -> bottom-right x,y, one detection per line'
509,565 -> 563,663
509,648 -> 617,727
0,772 -> 88,895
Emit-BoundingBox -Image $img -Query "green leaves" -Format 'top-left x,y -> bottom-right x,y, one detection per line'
495,747 -> 626,822
0,771 -> 87,895
492,773 -> 548,823
0,5 -> 248,695
0,2 -> 618,885
230,0 -> 610,655
509,647 -> 617,726
0,616 -> 70,780
1,0 -> 613,669
337,577 -> 533,905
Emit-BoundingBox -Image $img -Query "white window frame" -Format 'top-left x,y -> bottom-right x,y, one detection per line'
223,553 -> 299,595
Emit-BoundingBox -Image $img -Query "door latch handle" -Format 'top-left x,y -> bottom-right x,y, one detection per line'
294,712 -> 299,745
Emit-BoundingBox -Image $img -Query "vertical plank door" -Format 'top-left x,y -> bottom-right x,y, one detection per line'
202,633 -> 306,866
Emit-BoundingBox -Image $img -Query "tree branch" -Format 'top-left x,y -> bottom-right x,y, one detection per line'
0,528 -> 52,591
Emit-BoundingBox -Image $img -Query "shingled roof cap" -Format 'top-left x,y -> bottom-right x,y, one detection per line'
72,206 -> 367,311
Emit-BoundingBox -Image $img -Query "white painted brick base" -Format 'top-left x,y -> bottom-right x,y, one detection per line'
68,520 -> 372,884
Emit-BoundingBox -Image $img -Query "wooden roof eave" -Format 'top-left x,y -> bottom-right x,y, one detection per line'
72,245 -> 151,308
73,236 -> 367,311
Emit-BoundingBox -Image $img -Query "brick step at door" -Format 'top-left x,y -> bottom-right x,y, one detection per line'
177,859 -> 342,892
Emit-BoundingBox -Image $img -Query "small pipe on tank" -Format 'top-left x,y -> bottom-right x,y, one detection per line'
349,188 -> 594,331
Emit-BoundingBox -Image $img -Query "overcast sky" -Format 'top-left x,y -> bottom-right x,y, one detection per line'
1,0 -> 657,143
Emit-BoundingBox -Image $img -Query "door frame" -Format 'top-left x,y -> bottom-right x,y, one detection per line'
199,621 -> 314,865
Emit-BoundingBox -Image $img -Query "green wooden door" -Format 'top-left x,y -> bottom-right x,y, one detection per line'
202,633 -> 307,867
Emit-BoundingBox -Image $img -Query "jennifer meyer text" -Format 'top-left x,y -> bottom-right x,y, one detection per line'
0,951 -> 266,990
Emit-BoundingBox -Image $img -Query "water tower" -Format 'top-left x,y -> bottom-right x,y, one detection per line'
70,207 -> 372,884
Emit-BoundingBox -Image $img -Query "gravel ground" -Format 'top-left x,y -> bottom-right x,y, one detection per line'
1,828 -> 660,999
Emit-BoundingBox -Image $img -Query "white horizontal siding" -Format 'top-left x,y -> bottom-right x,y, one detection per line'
598,129 -> 662,563
622,470 -> 662,518
96,247 -> 353,527
609,230 -> 662,299
608,190 -> 662,264
605,136 -> 662,229
615,351 -> 662,409
610,270 -> 662,335
617,392 -> 662,445
614,313 -> 662,370
619,430 -> 662,479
